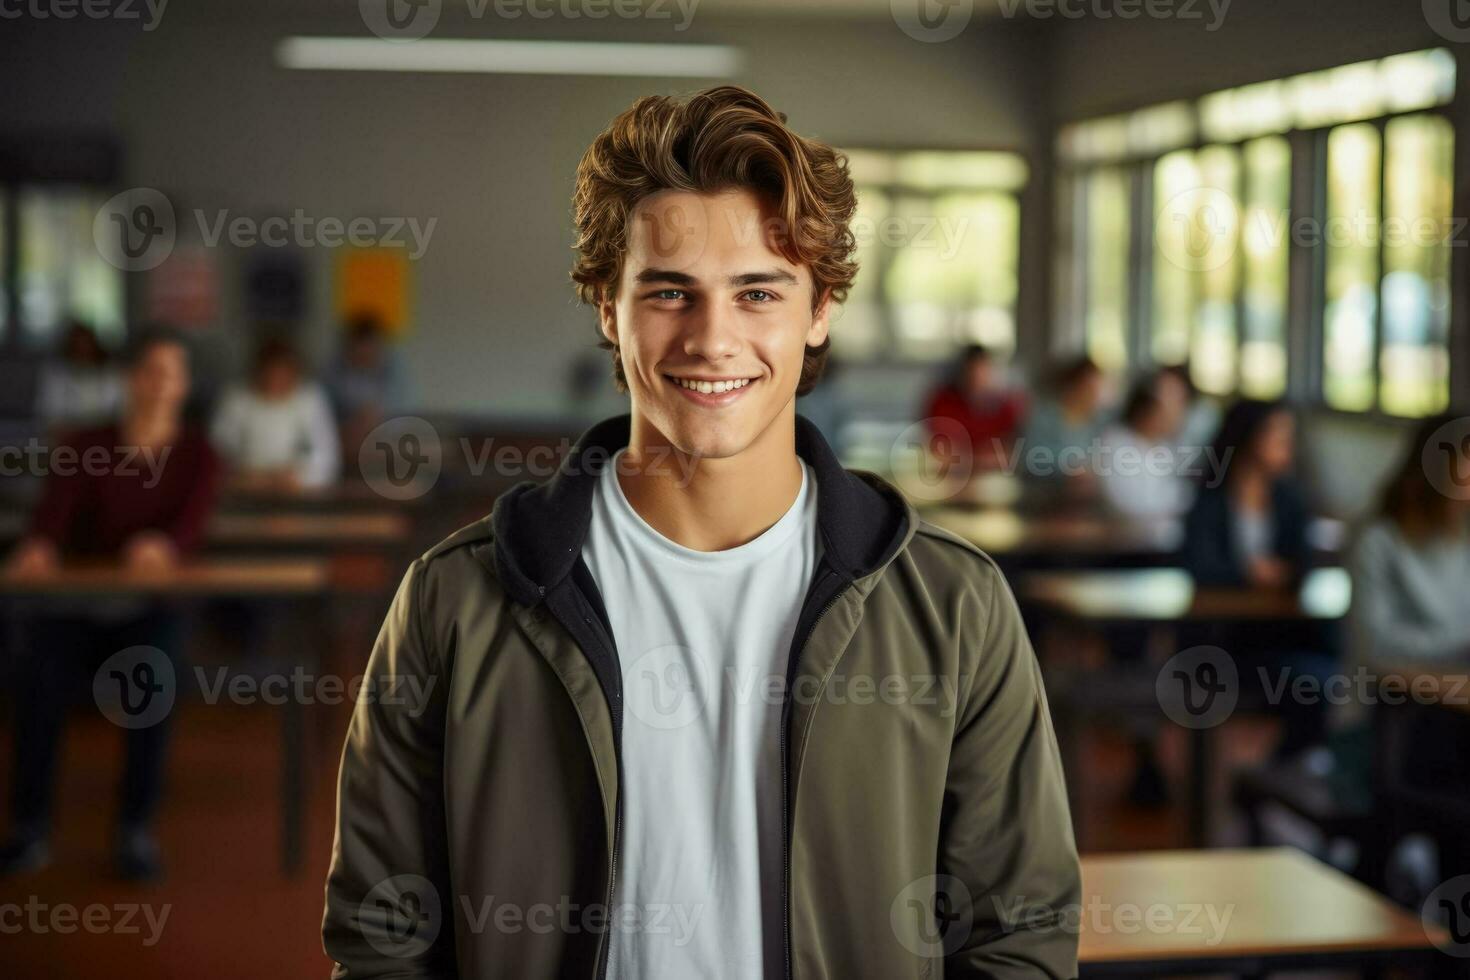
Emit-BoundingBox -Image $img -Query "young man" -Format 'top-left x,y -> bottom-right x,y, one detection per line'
324,86 -> 1079,978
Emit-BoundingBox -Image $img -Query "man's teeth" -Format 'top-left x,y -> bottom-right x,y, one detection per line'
671,377 -> 753,394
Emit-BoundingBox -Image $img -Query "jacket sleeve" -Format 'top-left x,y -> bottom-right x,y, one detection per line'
941,561 -> 1081,979
323,559 -> 456,979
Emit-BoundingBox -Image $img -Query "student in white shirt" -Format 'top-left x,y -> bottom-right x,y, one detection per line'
211,337 -> 340,490
35,320 -> 123,434
1098,378 -> 1194,519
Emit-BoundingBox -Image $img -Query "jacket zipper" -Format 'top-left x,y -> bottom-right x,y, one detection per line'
553,576 -> 624,980
780,568 -> 850,980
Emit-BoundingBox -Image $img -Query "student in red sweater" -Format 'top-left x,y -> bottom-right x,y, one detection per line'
923,343 -> 1026,468
2,329 -> 220,881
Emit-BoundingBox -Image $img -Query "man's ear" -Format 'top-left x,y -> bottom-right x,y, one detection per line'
806,288 -> 832,347
598,293 -> 618,346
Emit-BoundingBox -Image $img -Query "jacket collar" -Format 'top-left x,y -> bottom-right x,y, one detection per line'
487,413 -> 911,607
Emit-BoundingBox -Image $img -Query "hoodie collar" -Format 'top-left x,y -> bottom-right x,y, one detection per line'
486,414 -> 911,607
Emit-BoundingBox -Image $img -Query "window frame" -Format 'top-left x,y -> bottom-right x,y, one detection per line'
1058,106 -> 1456,421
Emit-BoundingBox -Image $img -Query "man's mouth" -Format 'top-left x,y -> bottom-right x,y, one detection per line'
663,374 -> 760,405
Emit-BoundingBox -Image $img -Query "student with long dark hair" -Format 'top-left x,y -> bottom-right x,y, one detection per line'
1183,399 -> 1309,587
1182,399 -> 1333,761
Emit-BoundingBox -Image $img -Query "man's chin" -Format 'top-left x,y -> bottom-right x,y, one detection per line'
654,410 -> 760,463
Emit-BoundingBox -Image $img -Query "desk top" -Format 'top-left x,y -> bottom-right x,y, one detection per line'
1020,567 -> 1351,622
922,507 -> 1182,557
1370,661 -> 1470,716
208,511 -> 411,546
0,558 -> 331,596
1079,847 -> 1442,963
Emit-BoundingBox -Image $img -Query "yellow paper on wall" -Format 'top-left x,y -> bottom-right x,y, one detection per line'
336,248 -> 410,337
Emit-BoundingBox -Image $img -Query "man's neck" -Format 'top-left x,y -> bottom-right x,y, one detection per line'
618,408 -> 805,552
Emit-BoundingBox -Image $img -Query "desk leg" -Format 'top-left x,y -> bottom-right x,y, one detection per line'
283,683 -> 303,875
1043,623 -> 1088,851
281,595 -> 328,877
1188,723 -> 1214,847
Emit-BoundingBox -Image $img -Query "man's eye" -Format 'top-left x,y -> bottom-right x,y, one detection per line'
653,289 -> 686,301
742,289 -> 774,303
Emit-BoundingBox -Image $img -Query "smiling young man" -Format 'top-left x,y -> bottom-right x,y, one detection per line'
324,86 -> 1079,979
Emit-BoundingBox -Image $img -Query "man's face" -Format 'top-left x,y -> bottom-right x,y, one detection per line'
601,187 -> 829,461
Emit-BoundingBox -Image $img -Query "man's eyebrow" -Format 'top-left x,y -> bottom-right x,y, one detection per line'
631,269 -> 800,288
633,269 -> 699,286
729,270 -> 799,287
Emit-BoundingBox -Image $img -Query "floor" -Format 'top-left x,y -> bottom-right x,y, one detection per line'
0,692 -> 1368,979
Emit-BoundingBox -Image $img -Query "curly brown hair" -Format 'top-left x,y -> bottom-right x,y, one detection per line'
571,85 -> 858,396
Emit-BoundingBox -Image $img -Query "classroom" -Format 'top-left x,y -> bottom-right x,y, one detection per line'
2,0 -> 1468,977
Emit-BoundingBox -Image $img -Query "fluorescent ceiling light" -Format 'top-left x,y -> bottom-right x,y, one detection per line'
277,36 -> 742,77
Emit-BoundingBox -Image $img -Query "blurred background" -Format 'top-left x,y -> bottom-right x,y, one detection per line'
3,0 -> 1470,976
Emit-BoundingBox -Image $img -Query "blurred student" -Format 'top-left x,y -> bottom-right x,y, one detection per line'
1182,399 -> 1332,760
1098,379 -> 1193,519
35,320 -> 124,435
922,343 -> 1025,467
1182,399 -> 1309,587
1020,356 -> 1107,483
2,330 -> 220,880
1155,364 -> 1219,452
325,313 -> 405,462
212,337 -> 340,491
1340,415 -> 1470,876
1348,414 -> 1470,669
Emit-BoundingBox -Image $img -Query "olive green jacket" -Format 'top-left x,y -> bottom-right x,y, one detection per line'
323,415 -> 1080,979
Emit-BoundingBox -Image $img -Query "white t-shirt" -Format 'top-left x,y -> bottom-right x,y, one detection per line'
581,450 -> 821,980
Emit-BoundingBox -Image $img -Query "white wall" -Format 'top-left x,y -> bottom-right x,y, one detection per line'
2,3 -> 1047,416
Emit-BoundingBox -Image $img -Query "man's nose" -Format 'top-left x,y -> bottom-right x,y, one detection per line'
682,302 -> 742,362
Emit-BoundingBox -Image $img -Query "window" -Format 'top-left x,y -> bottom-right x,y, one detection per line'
16,186 -> 125,348
1059,48 -> 1455,416
838,150 -> 1027,361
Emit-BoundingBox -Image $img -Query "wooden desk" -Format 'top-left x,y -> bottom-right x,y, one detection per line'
1024,567 -> 1349,848
922,507 -> 1182,568
207,511 -> 410,550
0,558 -> 330,596
1021,566 -> 1351,623
0,510 -> 410,556
221,479 -> 428,511
1079,847 -> 1444,975
1,558 -> 334,875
